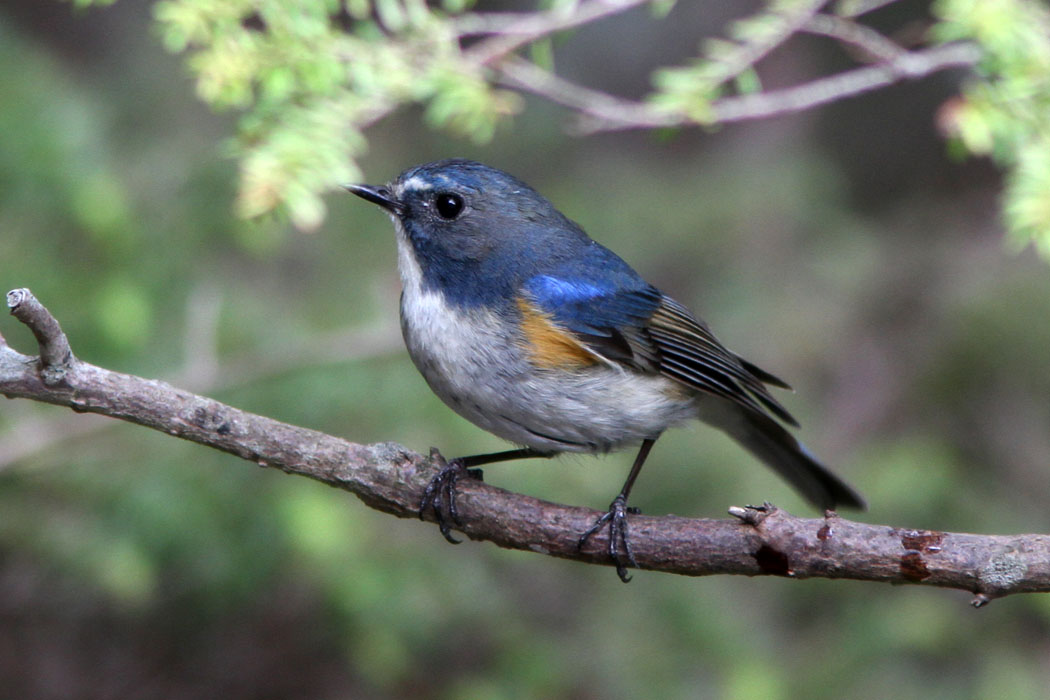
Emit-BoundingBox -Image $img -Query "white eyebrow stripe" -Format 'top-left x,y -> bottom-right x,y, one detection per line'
399,175 -> 433,193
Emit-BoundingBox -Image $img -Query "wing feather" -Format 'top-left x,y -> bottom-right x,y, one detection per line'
523,270 -> 797,426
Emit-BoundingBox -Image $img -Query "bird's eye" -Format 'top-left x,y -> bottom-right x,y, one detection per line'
434,192 -> 464,219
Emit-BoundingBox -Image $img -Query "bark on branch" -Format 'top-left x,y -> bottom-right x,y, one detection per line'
2,288 -> 1048,605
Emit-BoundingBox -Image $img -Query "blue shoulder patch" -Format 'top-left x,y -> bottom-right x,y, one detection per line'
526,275 -> 611,305
523,243 -> 661,339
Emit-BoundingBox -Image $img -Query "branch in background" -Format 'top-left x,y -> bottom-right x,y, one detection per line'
3,287 -> 1049,603
801,13 -> 908,62
497,57 -> 680,132
706,41 -> 982,124
497,41 -> 981,133
692,0 -> 830,85
143,0 -> 1050,249
834,0 -> 901,19
463,0 -> 652,67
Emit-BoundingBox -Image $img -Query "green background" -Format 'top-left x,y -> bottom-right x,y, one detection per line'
2,2 -> 1049,698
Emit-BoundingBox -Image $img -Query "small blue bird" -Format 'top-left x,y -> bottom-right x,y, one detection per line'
347,159 -> 864,581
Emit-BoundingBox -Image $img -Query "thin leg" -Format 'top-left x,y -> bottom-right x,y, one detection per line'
420,447 -> 553,543
578,437 -> 657,582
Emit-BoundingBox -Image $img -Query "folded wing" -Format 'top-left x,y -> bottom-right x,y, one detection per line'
522,268 -> 796,426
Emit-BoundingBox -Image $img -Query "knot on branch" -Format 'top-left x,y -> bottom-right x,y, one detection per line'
728,502 -> 777,526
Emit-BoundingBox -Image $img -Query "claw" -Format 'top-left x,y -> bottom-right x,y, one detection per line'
419,452 -> 480,544
578,494 -> 638,582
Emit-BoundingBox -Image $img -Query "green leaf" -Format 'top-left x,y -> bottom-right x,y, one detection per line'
733,67 -> 762,95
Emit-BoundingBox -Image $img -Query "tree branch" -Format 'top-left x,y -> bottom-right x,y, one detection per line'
695,0 -> 830,85
834,0 -> 901,19
497,42 -> 980,133
3,288 -> 1049,604
463,0 -> 653,67
497,56 -> 681,132
0,307 -> 402,473
706,41 -> 982,124
801,13 -> 907,63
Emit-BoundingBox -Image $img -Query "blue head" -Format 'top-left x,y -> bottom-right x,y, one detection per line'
347,159 -> 608,307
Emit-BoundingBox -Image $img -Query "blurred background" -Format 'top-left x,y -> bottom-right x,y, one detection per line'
2,1 -> 1049,698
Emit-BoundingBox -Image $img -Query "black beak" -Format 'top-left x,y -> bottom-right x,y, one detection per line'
344,183 -> 405,215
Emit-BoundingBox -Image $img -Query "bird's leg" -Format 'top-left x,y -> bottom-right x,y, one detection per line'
578,438 -> 657,582
420,447 -> 551,544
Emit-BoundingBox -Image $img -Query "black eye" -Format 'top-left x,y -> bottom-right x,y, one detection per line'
434,192 -> 464,219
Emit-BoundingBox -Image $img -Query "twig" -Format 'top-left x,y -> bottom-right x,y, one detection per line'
0,411 -> 113,470
465,0 -> 652,67
706,41 -> 982,123
476,0 -> 830,82
499,41 -> 980,133
180,282 -> 223,389
3,288 -> 1049,602
7,288 -> 73,385
701,0 -> 830,85
802,13 -> 906,62
497,57 -> 681,131
834,0 -> 902,19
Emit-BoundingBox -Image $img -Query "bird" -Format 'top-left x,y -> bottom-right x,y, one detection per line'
346,158 -> 864,581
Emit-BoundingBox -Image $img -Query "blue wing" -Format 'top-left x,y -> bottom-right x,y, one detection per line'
522,271 -> 661,368
522,248 -> 797,425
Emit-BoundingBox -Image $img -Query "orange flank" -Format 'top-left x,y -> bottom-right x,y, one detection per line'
516,297 -> 600,369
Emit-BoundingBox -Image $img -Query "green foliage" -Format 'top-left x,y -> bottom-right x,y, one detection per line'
934,0 -> 1050,256
59,0 -> 1050,256
149,0 -> 514,229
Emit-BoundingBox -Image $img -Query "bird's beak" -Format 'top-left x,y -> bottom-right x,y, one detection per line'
343,183 -> 405,215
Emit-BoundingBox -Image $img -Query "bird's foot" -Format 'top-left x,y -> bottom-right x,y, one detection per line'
577,495 -> 641,582
419,448 -> 483,544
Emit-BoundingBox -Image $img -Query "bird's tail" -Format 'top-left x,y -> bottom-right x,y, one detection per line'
701,400 -> 865,511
